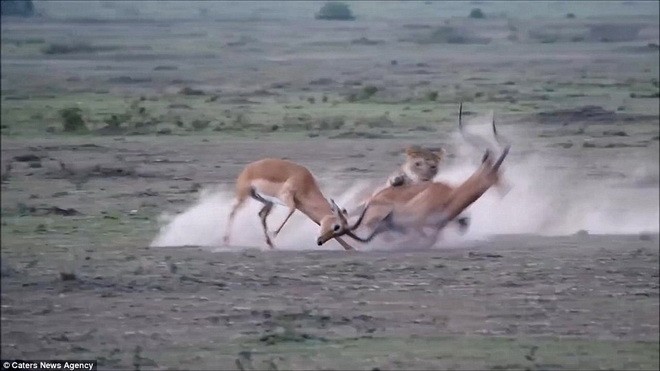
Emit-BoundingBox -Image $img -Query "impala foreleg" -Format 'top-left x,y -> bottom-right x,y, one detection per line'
272,191 -> 296,237
334,237 -> 357,251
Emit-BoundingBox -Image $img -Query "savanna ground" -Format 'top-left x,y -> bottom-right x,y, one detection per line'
1,1 -> 659,370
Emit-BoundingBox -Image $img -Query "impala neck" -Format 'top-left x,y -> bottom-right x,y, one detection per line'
297,189 -> 333,226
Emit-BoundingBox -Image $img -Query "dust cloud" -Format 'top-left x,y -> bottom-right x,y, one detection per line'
151,117 -> 659,250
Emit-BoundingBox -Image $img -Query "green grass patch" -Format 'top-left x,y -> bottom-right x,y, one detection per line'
234,335 -> 659,370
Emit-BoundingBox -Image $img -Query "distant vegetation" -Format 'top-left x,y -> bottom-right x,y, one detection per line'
469,8 -> 485,19
41,42 -> 119,55
59,107 -> 88,132
315,2 -> 355,21
346,85 -> 379,102
408,25 -> 491,45
1,0 -> 34,17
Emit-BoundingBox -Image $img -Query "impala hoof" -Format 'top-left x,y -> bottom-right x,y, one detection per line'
457,217 -> 470,233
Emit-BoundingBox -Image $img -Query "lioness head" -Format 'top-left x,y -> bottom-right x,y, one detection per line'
402,145 -> 445,182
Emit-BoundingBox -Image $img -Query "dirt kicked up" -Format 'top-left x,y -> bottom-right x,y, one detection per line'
1,136 -> 658,370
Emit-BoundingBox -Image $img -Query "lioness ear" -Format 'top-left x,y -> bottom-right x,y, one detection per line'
433,148 -> 447,160
405,145 -> 422,157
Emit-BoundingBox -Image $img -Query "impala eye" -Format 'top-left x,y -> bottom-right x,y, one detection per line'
333,224 -> 341,232
415,161 -> 422,167
430,165 -> 437,170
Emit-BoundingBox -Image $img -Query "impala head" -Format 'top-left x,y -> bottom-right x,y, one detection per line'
402,145 -> 445,182
317,199 -> 370,246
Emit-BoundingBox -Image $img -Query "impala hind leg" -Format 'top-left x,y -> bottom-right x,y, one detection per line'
223,191 -> 250,246
258,202 -> 275,248
250,188 -> 276,248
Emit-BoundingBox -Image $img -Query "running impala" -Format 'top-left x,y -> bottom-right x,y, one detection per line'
222,158 -> 370,250
342,103 -> 512,248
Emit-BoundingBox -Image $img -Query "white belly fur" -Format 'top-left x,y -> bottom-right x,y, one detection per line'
251,180 -> 287,206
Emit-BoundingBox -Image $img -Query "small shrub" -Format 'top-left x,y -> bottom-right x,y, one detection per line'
316,116 -> 345,130
426,91 -> 439,101
315,2 -> 355,21
566,13 -> 576,19
59,107 -> 87,132
362,85 -> 378,98
104,114 -> 122,128
191,119 -> 211,131
356,115 -> 394,129
307,96 -> 316,104
322,95 -> 329,103
179,86 -> 205,96
469,8 -> 485,19
43,43 -> 92,55
418,26 -> 490,44
42,42 -> 118,55
205,94 -> 219,102
1,0 -> 34,17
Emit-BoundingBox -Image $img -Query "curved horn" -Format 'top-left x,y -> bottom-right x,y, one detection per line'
492,145 -> 511,171
347,204 -> 369,231
330,198 -> 348,223
343,210 -> 400,243
458,102 -> 495,152
491,114 -> 511,149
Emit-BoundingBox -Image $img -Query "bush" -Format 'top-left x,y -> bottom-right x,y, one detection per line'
345,85 -> 380,102
104,115 -> 122,128
426,91 -> 439,101
469,8 -> 485,19
315,2 -> 355,21
59,107 -> 87,132
411,26 -> 491,45
42,42 -> 118,55
362,85 -> 378,98
191,119 -> 210,131
1,0 -> 34,17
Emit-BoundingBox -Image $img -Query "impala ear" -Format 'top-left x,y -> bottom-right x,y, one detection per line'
330,199 -> 344,218
329,198 -> 338,212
